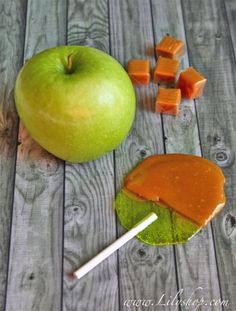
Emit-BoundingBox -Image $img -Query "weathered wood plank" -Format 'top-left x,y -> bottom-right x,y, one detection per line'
109,1 -> 179,310
63,1 -> 119,310
151,1 -> 222,309
223,0 -> 236,56
5,0 -> 66,310
181,0 -> 236,309
0,0 -> 27,308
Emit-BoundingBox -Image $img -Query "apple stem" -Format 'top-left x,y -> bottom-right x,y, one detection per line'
67,54 -> 73,73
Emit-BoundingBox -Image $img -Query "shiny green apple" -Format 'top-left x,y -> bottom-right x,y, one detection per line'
14,46 -> 136,162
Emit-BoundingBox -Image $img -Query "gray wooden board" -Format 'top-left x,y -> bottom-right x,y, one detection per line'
1,0 -> 236,310
0,0 -> 27,308
151,1 -> 222,310
224,0 -> 236,54
109,1 -> 179,310
63,1 -> 119,311
181,0 -> 236,309
5,0 -> 66,310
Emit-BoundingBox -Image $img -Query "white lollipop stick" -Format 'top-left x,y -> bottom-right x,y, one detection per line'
71,212 -> 158,280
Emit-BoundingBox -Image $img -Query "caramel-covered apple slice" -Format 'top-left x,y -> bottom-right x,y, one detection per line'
115,154 -> 225,246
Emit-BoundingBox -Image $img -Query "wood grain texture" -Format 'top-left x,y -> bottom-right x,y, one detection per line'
0,0 -> 27,308
64,158 -> 118,311
109,1 -> 179,310
224,0 -> 236,55
181,0 -> 236,309
63,1 -> 119,310
151,1 -> 222,309
1,0 -> 236,310
5,0 -> 66,310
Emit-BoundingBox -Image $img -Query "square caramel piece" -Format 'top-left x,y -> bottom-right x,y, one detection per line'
154,57 -> 180,83
156,36 -> 185,59
127,59 -> 150,85
156,88 -> 181,115
177,67 -> 207,99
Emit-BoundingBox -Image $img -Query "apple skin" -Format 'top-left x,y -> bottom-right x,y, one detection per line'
14,46 -> 136,162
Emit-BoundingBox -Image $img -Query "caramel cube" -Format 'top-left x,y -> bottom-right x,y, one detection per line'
127,59 -> 150,85
156,36 -> 184,59
177,67 -> 207,99
154,57 -> 180,83
156,88 -> 181,115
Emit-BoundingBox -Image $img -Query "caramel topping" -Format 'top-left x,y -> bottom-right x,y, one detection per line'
125,154 -> 225,226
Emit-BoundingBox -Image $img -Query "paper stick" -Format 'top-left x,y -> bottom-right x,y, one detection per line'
71,212 -> 158,280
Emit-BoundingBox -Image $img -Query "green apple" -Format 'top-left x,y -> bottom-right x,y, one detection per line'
14,46 -> 136,162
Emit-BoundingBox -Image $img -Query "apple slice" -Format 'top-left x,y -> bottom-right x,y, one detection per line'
116,189 -> 200,245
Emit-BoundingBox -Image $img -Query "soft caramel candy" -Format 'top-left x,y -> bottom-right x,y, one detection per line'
177,67 -> 207,99
124,154 -> 225,227
154,57 -> 180,83
156,36 -> 184,59
127,59 -> 150,85
156,88 -> 181,115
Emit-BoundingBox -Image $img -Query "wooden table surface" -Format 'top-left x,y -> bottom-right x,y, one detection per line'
1,0 -> 236,310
